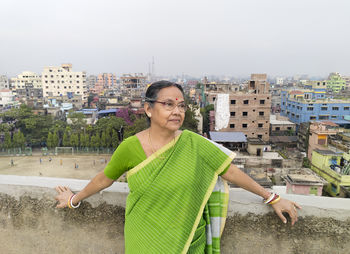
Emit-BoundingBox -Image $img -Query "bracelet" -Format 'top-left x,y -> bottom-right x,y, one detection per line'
69,194 -> 81,209
263,193 -> 276,204
269,196 -> 281,205
263,193 -> 280,205
67,196 -> 72,208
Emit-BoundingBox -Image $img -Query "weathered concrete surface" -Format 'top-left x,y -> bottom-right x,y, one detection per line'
1,175 -> 350,254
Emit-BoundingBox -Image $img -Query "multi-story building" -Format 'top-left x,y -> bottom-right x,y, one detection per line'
0,75 -> 9,89
86,75 -> 97,90
91,73 -> 117,95
120,73 -> 147,97
326,72 -> 346,93
16,83 -> 43,105
0,89 -> 14,108
280,89 -> 350,125
10,71 -> 42,94
209,74 -> 271,142
42,64 -> 87,103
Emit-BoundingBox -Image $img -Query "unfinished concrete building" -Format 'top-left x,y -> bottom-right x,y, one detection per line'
120,73 -> 147,98
210,74 -> 271,142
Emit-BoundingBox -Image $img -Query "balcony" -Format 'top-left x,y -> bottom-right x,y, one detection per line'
1,176 -> 349,253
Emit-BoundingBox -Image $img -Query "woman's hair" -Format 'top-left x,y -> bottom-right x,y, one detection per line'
145,80 -> 184,103
144,80 -> 185,124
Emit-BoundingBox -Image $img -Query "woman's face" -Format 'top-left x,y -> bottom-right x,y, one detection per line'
146,86 -> 185,132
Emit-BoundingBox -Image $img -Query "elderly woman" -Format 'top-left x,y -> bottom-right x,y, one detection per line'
55,81 -> 301,254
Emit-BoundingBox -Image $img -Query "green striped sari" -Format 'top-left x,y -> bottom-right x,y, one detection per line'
125,130 -> 235,253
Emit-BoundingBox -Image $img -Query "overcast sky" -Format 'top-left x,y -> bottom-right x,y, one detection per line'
1,0 -> 349,78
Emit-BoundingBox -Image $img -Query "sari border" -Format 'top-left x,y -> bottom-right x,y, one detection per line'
126,132 -> 183,179
181,151 -> 235,254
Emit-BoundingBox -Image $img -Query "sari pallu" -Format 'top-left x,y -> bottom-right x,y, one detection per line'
125,130 -> 235,253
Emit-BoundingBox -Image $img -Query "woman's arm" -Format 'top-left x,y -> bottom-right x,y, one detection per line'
221,164 -> 301,225
55,171 -> 114,208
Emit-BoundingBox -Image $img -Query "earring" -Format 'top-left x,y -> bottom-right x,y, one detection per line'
148,113 -> 151,117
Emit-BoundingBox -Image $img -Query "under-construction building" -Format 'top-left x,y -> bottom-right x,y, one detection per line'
209,74 -> 271,142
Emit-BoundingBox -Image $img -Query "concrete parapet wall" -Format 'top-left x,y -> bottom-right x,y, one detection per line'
1,175 -> 350,254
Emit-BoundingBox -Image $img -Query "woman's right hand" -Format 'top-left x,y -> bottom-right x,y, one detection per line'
55,186 -> 74,208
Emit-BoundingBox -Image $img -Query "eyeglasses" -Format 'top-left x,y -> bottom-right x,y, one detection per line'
149,100 -> 187,112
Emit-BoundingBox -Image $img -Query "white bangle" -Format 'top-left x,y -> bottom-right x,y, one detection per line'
263,192 -> 275,204
70,194 -> 81,208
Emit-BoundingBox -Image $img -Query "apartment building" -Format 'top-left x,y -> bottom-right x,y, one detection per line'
10,71 -> 42,93
0,89 -> 14,108
42,64 -> 87,103
280,89 -> 350,125
209,74 -> 271,142
0,75 -> 9,89
91,73 -> 117,94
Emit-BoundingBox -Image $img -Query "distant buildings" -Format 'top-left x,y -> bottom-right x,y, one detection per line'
206,74 -> 271,142
10,71 -> 42,94
90,73 -> 117,94
326,72 -> 346,93
280,88 -> 350,125
0,75 -> 9,89
0,89 -> 14,108
42,64 -> 87,103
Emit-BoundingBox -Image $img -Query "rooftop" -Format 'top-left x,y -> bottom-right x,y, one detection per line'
209,131 -> 247,143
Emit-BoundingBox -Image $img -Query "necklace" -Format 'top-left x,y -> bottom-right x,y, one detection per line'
148,129 -> 176,160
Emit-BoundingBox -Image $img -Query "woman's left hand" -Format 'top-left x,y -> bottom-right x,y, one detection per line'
271,198 -> 302,226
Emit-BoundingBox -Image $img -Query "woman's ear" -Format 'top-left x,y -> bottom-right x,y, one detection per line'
144,102 -> 152,117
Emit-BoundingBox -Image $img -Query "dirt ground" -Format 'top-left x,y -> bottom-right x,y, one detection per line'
0,154 -> 113,180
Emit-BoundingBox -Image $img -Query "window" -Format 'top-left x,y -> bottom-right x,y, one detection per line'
258,123 -> 263,128
231,100 -> 236,105
332,107 -> 339,110
243,100 -> 249,105
275,127 -> 280,131
344,107 -> 350,110
242,112 -> 248,116
287,127 -> 292,130
230,112 -> 235,117
321,107 -> 328,111
319,115 -> 329,120
331,115 -> 337,119
310,116 -> 316,120
259,111 -> 264,116
242,124 -> 248,128
258,135 -> 262,139
230,124 -> 235,128
307,107 -> 314,111
212,97 -> 216,101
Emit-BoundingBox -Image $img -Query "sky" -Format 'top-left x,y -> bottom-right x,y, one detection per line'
1,0 -> 349,78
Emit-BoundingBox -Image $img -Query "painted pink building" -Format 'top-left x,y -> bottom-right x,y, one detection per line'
286,174 -> 324,196
90,73 -> 117,94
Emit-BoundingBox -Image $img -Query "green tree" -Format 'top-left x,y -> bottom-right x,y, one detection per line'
47,132 -> 53,148
124,117 -> 148,139
13,130 -> 25,148
111,130 -> 119,149
70,133 -> 79,148
52,131 -> 59,147
100,131 -> 107,148
200,104 -> 214,136
67,112 -> 87,132
62,130 -> 70,147
4,131 -> 12,149
182,105 -> 199,133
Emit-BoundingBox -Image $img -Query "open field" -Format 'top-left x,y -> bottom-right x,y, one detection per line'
0,154 -> 113,180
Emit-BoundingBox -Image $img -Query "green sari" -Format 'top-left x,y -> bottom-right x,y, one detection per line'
125,130 -> 235,253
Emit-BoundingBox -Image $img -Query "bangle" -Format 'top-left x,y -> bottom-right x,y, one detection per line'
263,193 -> 275,204
67,196 -> 72,208
69,194 -> 81,209
269,196 -> 281,205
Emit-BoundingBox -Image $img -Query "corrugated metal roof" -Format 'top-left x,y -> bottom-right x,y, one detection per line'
209,131 -> 247,142
98,109 -> 119,114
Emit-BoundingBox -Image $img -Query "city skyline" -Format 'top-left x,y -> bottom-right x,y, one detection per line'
1,0 -> 349,77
